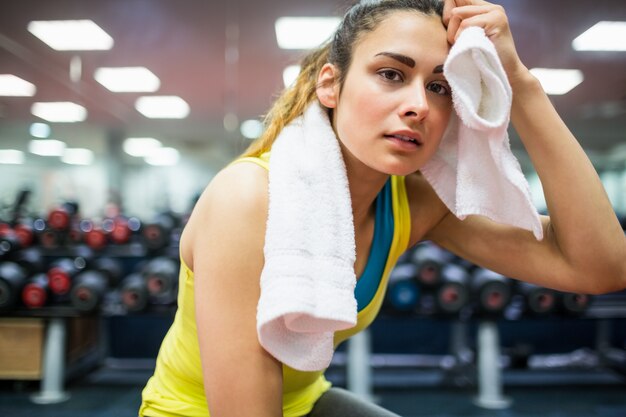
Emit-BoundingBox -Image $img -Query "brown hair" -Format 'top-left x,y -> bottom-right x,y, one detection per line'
242,0 -> 444,158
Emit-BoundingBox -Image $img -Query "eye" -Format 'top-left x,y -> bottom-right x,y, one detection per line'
427,81 -> 451,96
377,69 -> 404,83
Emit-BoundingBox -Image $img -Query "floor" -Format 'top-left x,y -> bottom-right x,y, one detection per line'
1,365 -> 624,417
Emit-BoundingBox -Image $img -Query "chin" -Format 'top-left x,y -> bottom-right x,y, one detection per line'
379,163 -> 422,177
377,157 -> 425,177
391,168 -> 421,176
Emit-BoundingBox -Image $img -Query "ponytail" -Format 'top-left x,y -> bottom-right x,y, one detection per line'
241,44 -> 330,157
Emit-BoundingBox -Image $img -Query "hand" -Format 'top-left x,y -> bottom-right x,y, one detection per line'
442,0 -> 528,84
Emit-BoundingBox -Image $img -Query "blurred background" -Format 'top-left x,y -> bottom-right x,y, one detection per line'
0,1 -> 625,416
0,0 -> 625,219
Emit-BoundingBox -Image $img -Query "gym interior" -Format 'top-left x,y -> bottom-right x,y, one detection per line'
1,1 -> 625,416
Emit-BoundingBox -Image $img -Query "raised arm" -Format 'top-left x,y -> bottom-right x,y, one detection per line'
426,0 -> 626,294
508,67 -> 625,292
188,162 -> 283,416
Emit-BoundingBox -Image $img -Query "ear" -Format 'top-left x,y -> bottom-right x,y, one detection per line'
316,63 -> 339,109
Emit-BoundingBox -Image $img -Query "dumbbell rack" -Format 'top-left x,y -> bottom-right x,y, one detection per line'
0,241 -> 177,404
345,294 -> 626,410
1,306 -> 87,404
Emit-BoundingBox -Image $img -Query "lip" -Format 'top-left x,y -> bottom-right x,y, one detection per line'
384,130 -> 424,146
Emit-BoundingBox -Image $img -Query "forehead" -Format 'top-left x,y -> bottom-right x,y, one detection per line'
353,11 -> 449,64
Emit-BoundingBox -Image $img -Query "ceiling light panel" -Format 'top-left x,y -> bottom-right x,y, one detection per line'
0,150 -> 25,165
275,17 -> 341,49
240,119 -> 263,139
282,65 -> 301,88
31,101 -> 87,123
123,137 -> 162,157
95,67 -> 161,92
27,19 -> 114,51
28,139 -> 66,156
29,123 -> 51,138
62,148 -> 94,165
572,21 -> 626,51
135,96 -> 190,119
529,68 -> 584,95
145,147 -> 180,166
0,74 -> 36,96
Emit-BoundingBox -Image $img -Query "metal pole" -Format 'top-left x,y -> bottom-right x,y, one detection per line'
473,320 -> 512,409
31,318 -> 71,404
347,329 -> 374,402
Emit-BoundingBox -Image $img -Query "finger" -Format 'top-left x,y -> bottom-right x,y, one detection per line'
449,4 -> 498,20
452,11 -> 503,43
446,13 -> 462,44
446,5 -> 503,44
442,0 -> 459,26
443,0 -> 491,26
445,0 -> 491,17
448,0 -> 491,6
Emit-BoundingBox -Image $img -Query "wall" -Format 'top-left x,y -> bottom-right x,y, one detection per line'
0,142 -> 229,222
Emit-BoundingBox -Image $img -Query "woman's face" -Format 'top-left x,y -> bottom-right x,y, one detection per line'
330,11 -> 452,177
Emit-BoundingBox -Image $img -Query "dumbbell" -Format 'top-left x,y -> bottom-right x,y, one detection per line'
516,282 -> 556,316
471,268 -> 513,315
80,219 -> 108,251
33,218 -> 64,249
21,273 -> 50,309
119,273 -> 150,312
411,243 -> 453,288
559,292 -> 590,315
435,263 -> 470,315
70,270 -> 109,312
142,257 -> 179,302
142,213 -> 180,252
0,221 -> 35,253
102,216 -> 142,245
47,204 -> 75,232
0,231 -> 22,258
47,258 -> 83,296
385,263 -> 420,314
12,219 -> 36,249
0,262 -> 27,311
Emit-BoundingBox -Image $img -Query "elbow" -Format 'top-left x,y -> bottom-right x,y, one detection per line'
582,262 -> 626,295
605,264 -> 626,294
586,281 -> 623,296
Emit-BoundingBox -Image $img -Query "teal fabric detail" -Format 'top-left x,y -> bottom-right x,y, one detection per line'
355,179 -> 394,312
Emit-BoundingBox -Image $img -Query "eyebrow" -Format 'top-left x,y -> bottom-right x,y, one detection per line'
375,52 -> 415,68
375,52 -> 444,74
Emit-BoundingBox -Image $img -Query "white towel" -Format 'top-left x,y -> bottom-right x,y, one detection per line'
257,101 -> 357,372
421,26 -> 543,240
256,27 -> 543,373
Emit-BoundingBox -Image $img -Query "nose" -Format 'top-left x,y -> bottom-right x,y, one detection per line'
399,83 -> 429,121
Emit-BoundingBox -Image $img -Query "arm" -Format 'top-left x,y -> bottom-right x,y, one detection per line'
189,162 -> 283,416
509,70 -> 625,293
425,0 -> 626,294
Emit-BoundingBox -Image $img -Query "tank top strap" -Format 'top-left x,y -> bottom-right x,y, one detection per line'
230,152 -> 270,170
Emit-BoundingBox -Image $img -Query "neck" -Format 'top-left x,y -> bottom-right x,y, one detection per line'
340,143 -> 389,227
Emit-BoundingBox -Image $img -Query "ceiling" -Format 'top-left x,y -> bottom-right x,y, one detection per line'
0,0 -> 625,166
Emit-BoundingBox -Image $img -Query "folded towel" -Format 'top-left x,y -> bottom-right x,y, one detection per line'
257,101 -> 357,371
421,26 -> 543,240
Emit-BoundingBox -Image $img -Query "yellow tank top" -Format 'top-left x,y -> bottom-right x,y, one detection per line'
139,153 -> 412,417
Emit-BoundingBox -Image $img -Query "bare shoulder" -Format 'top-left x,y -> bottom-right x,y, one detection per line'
181,161 -> 269,270
204,161 -> 268,210
404,171 -> 449,246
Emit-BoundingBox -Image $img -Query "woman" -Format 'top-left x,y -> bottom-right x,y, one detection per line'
139,0 -> 626,416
